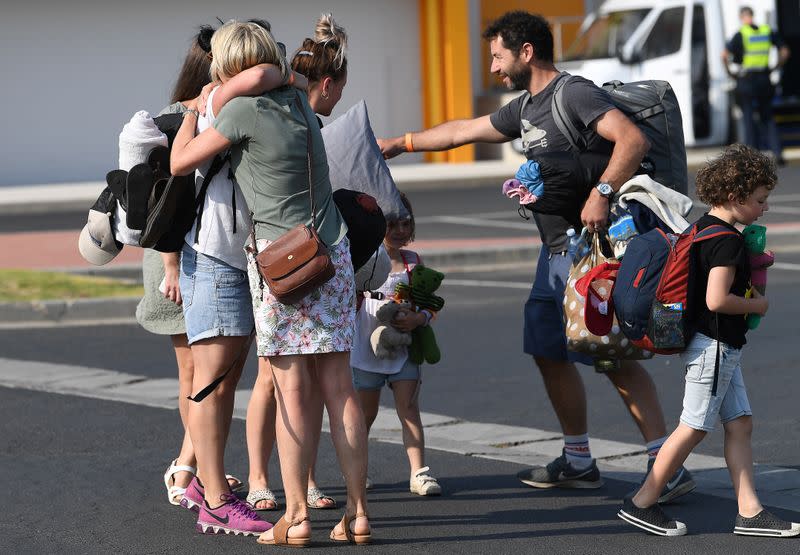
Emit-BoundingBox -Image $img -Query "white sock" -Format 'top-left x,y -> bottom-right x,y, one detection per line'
564,434 -> 592,470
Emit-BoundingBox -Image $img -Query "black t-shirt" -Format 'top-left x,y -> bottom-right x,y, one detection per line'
688,214 -> 750,348
490,74 -> 615,251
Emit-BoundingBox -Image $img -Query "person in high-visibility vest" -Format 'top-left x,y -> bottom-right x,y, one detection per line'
722,6 -> 790,165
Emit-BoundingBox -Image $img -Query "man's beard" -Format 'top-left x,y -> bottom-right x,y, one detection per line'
507,64 -> 531,91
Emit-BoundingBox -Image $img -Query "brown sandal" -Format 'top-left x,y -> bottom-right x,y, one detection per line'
329,512 -> 371,545
257,514 -> 311,547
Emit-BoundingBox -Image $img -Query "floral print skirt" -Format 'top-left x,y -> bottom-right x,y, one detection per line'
246,236 -> 355,357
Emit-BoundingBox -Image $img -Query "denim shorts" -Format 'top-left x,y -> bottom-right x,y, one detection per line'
523,247 -> 592,365
679,333 -> 752,432
180,243 -> 254,345
352,359 -> 421,391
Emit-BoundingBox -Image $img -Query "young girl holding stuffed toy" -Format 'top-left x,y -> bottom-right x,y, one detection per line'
350,193 -> 442,496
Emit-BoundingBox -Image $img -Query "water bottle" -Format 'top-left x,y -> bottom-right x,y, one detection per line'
566,227 -> 588,260
566,227 -> 579,258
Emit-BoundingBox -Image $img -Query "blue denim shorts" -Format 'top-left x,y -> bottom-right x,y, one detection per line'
679,333 -> 752,432
523,247 -> 592,365
180,243 -> 254,345
352,359 -> 421,391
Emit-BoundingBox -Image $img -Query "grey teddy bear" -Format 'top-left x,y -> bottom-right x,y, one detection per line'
369,301 -> 413,359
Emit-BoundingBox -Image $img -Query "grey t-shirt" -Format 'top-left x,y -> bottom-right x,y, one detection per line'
490,74 -> 615,251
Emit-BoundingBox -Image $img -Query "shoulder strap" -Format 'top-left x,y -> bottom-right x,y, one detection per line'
294,90 -> 317,229
518,91 -> 531,123
692,224 -> 738,243
192,151 -> 231,243
550,72 -> 586,152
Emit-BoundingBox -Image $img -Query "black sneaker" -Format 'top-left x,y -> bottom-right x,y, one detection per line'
733,510 -> 800,537
635,458 -> 696,503
517,450 -> 603,489
617,496 -> 688,536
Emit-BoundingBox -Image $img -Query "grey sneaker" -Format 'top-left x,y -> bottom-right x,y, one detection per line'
734,510 -> 800,537
517,450 -> 603,489
617,496 -> 687,536
635,459 -> 696,503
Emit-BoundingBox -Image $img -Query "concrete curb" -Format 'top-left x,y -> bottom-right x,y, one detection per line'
0,297 -> 139,324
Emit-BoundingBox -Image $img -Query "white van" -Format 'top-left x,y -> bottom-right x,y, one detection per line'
558,0 -> 798,147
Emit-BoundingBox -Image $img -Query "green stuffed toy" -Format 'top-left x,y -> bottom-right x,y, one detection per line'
742,224 -> 774,330
395,265 -> 445,364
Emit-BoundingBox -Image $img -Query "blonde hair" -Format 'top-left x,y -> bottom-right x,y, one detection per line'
210,20 -> 289,82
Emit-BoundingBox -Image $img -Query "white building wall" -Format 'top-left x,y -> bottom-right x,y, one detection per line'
0,0 -> 423,186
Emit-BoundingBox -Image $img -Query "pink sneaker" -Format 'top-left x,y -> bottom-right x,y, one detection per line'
180,476 -> 204,513
196,493 -> 273,536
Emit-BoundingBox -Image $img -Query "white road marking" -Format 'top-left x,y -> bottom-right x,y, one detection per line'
773,262 -> 800,271
416,210 -> 513,222
442,279 -> 533,290
760,206 -> 800,215
1,357 -> 799,511
419,215 -> 536,231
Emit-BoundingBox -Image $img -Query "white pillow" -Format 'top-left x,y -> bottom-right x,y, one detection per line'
321,100 -> 408,220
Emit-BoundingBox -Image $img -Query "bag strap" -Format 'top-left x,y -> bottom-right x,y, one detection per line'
712,313 -> 721,396
193,151 -> 231,243
692,223 -> 738,243
550,72 -> 586,152
187,332 -> 251,403
294,90 -> 317,230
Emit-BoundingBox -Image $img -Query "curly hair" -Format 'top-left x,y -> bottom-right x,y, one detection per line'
481,11 -> 553,62
695,144 -> 777,206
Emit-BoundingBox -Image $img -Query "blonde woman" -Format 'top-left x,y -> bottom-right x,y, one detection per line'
171,20 -> 370,546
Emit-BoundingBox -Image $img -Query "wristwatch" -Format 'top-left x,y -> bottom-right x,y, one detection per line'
595,182 -> 614,200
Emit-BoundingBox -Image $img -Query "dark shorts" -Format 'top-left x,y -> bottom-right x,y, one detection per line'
523,247 -> 592,365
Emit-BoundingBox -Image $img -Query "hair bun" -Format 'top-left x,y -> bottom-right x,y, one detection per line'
314,13 -> 347,69
197,25 -> 215,53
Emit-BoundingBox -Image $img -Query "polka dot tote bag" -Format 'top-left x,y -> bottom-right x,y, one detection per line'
563,233 -> 652,361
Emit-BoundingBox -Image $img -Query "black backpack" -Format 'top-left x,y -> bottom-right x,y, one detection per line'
104,112 -> 229,253
520,73 -> 688,194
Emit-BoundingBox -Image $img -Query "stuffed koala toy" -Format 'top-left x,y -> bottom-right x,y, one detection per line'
370,301 -> 413,359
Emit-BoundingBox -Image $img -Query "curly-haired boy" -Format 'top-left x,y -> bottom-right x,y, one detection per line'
617,144 -> 799,537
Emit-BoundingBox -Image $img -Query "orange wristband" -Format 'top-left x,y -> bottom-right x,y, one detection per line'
404,132 -> 415,153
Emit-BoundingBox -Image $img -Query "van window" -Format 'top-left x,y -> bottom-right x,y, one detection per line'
639,7 -> 685,60
563,9 -> 650,61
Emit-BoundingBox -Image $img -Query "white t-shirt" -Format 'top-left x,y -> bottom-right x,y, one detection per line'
186,88 -> 251,270
350,251 -> 420,374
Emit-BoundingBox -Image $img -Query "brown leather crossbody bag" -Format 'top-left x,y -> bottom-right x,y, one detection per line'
251,92 -> 335,305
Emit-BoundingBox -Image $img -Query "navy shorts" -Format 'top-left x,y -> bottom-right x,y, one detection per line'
523,247 -> 592,365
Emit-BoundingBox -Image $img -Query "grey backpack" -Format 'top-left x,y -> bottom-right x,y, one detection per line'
521,73 -> 688,194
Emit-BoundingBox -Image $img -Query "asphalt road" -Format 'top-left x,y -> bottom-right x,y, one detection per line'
2,384 -> 799,555
3,170 -> 800,552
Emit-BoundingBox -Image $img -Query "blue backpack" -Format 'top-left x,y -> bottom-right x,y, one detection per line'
612,223 -> 736,354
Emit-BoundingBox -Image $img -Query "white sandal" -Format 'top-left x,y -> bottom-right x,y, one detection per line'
163,458 -> 197,506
